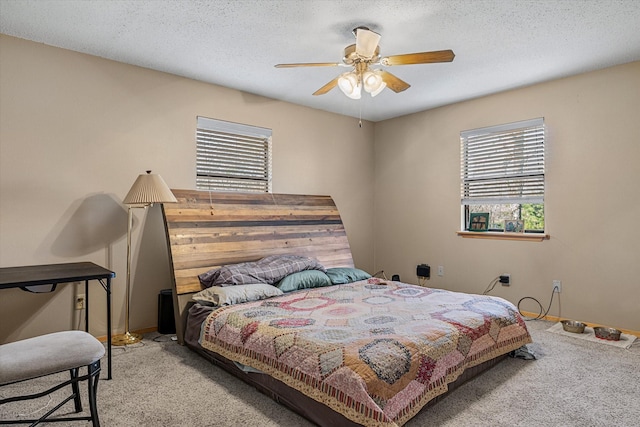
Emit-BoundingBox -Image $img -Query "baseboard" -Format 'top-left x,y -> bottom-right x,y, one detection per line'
520,311 -> 640,338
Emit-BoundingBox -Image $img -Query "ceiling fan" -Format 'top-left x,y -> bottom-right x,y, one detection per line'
275,26 -> 455,99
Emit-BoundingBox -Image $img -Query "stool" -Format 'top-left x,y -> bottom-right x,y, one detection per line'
0,330 -> 105,426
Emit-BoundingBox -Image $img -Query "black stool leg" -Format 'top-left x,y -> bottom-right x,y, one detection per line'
70,367 -> 82,412
87,360 -> 101,427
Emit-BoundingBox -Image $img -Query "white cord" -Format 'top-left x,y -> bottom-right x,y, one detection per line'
76,307 -> 85,330
372,270 -> 387,280
12,394 -> 53,417
483,277 -> 501,295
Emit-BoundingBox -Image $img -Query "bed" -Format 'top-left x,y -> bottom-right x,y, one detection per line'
162,190 -> 532,427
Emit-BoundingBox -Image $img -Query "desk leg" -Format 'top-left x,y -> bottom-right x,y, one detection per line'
84,280 -> 89,333
106,277 -> 112,380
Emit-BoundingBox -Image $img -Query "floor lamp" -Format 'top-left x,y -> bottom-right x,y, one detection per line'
112,170 -> 177,346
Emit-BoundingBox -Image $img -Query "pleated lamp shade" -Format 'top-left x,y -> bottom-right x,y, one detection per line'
123,170 -> 177,206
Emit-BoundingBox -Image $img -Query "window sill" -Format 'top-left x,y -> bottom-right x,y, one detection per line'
456,231 -> 550,242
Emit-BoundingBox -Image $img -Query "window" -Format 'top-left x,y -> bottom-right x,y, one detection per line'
196,116 -> 272,192
461,118 -> 545,232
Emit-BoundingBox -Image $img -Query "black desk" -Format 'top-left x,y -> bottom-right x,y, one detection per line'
0,262 -> 115,379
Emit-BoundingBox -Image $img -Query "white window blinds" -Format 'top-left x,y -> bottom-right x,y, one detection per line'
461,118 -> 545,205
196,116 -> 272,193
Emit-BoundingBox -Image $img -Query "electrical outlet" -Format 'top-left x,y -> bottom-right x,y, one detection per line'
75,294 -> 85,310
499,274 -> 511,285
552,280 -> 562,293
437,266 -> 444,276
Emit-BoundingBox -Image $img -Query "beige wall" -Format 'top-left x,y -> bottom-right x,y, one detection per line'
374,61 -> 640,332
0,35 -> 375,342
1,34 -> 638,342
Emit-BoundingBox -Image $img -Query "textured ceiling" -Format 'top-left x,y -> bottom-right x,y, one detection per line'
1,0 -> 640,122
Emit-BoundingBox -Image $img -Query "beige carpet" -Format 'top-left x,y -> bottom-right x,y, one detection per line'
546,322 -> 637,349
2,320 -> 640,426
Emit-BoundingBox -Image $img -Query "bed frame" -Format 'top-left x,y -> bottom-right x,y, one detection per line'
161,189 -> 510,426
161,189 -> 354,344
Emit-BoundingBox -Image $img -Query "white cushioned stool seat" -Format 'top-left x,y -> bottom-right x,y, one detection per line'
0,330 -> 105,385
0,330 -> 105,426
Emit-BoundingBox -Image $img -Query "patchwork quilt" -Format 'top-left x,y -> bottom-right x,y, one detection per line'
200,278 -> 532,426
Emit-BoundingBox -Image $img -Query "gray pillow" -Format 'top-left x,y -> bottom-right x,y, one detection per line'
192,283 -> 283,307
198,255 -> 326,288
276,270 -> 333,293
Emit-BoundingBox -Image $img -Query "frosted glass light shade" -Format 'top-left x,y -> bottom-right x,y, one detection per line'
363,70 -> 386,97
123,170 -> 177,206
337,73 -> 361,99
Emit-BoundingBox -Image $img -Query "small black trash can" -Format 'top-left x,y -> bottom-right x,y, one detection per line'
158,289 -> 176,335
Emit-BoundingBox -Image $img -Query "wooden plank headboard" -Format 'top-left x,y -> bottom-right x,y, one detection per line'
161,189 -> 354,343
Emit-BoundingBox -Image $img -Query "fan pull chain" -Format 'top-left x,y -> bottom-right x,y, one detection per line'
359,100 -> 362,128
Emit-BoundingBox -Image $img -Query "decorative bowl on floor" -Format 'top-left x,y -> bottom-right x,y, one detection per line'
561,320 -> 586,334
593,327 -> 621,341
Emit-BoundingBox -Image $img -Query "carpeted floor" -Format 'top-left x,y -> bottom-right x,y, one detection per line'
2,319 -> 639,426
546,322 -> 637,349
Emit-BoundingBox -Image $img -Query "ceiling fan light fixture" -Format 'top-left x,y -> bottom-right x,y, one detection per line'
276,27 -> 455,100
363,70 -> 386,97
369,81 -> 387,97
338,72 -> 361,99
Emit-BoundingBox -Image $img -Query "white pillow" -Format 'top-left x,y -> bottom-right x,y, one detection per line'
192,283 -> 283,307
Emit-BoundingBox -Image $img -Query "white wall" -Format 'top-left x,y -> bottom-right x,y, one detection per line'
373,61 -> 640,332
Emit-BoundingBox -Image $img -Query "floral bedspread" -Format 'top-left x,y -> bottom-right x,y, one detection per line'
200,279 -> 532,426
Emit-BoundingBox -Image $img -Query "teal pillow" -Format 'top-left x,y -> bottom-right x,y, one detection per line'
277,270 -> 333,292
325,267 -> 371,285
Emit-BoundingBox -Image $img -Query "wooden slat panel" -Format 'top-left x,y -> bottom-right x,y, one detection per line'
167,226 -> 347,245
170,237 -> 350,256
161,189 -> 355,344
170,247 -> 355,271
164,204 -> 341,214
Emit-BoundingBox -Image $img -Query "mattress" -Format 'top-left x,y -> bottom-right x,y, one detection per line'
185,279 -> 532,426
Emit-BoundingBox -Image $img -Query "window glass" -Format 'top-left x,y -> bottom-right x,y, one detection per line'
461,118 -> 545,232
196,116 -> 272,192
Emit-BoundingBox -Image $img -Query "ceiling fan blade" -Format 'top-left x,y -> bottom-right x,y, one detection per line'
275,62 -> 341,68
381,49 -> 455,66
312,76 -> 340,96
355,28 -> 381,59
379,70 -> 410,93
